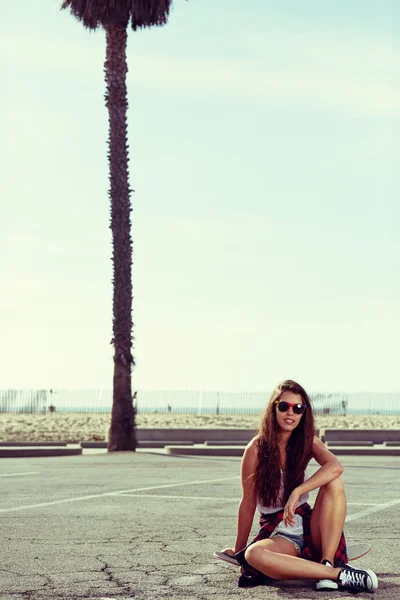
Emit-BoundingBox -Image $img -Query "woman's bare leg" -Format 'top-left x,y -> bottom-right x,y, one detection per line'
310,477 -> 347,565
244,538 -> 341,581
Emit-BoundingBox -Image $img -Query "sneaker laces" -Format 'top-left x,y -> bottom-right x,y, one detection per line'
340,569 -> 369,589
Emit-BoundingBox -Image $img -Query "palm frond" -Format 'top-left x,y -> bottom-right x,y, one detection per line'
130,0 -> 172,30
61,0 -> 129,29
61,0 -> 173,30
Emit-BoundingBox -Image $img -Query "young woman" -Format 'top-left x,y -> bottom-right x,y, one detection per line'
220,380 -> 378,593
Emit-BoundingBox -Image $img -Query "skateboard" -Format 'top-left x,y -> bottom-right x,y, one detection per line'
214,542 -> 371,567
214,552 -> 240,566
346,542 -> 371,561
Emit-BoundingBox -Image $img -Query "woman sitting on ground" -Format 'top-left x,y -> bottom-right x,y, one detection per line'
221,379 -> 378,593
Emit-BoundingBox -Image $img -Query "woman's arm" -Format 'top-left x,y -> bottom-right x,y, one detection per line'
283,436 -> 343,527
222,437 -> 258,555
296,436 -> 344,496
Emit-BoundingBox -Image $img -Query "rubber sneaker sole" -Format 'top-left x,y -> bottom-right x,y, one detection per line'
365,569 -> 378,592
316,578 -> 339,591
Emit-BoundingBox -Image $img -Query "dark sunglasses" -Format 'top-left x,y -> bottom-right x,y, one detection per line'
275,400 -> 306,415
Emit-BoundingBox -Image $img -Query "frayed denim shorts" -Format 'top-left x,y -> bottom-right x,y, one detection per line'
269,514 -> 304,555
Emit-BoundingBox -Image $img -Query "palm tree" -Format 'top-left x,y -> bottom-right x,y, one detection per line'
61,1 -> 173,451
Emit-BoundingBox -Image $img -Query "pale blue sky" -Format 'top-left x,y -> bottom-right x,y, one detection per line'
1,1 -> 399,393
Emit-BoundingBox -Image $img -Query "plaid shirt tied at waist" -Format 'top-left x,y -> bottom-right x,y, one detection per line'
234,503 -> 348,587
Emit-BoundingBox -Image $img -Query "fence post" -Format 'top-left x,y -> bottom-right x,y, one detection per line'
197,391 -> 203,416
98,389 -> 103,412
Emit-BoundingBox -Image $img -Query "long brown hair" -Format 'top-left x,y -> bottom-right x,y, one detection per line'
254,380 -> 315,508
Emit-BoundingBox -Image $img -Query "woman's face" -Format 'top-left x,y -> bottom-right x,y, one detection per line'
274,390 -> 305,433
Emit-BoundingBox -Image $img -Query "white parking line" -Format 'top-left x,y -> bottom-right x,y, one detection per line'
113,494 -> 239,501
0,475 -> 239,514
2,470 -> 397,523
110,475 -> 240,495
115,497 -> 388,507
346,502 -> 380,506
0,472 -> 39,477
117,494 -> 389,506
346,498 -> 400,522
114,495 -> 385,507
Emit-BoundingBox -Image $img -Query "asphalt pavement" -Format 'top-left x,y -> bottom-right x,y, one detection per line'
0,451 -> 399,600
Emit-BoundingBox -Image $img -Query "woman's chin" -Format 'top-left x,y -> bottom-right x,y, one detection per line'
278,421 -> 298,432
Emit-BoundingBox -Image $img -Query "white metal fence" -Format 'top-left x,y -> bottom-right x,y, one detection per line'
0,389 -> 399,415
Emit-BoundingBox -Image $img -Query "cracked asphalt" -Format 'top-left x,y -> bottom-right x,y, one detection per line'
0,452 -> 399,600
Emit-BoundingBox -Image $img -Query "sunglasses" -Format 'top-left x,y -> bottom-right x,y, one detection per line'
275,400 -> 306,415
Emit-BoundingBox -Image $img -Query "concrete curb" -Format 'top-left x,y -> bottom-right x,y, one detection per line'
2,426 -> 399,458
326,441 -> 374,447
0,447 -> 82,458
323,429 -> 400,443
0,441 -> 68,447
165,444 -> 400,457
135,428 -> 260,443
80,441 -> 194,449
166,445 -> 244,456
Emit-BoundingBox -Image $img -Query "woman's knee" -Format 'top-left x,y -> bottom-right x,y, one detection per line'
321,476 -> 345,495
244,544 -> 266,567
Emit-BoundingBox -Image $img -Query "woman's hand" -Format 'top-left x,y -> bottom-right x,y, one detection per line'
221,547 -> 236,557
283,488 -> 301,527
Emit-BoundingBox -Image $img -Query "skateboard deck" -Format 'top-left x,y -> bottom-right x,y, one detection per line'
214,543 -> 371,567
214,552 -> 240,566
347,542 -> 371,561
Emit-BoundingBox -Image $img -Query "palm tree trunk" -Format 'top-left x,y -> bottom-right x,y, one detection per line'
106,23 -> 136,452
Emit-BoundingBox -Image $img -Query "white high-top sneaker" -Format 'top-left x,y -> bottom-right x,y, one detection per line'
316,559 -> 339,591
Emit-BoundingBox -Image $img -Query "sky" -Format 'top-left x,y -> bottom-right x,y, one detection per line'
1,1 -> 399,395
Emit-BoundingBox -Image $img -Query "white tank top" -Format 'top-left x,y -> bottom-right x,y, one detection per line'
257,469 -> 309,514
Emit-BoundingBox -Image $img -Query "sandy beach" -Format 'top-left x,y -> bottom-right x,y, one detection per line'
0,412 -> 399,443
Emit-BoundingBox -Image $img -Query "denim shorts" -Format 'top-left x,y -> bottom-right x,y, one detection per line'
270,514 -> 304,555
